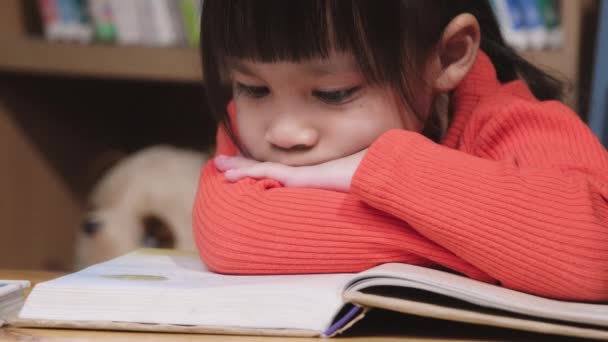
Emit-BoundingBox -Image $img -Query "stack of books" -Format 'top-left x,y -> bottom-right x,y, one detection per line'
490,0 -> 563,51
36,0 -> 203,47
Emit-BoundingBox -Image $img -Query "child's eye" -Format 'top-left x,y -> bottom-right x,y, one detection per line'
313,86 -> 361,105
234,82 -> 270,98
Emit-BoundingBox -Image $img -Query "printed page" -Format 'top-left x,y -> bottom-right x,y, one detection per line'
18,249 -> 353,332
345,263 -> 608,327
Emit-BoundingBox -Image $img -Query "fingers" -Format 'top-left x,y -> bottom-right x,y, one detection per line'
214,155 -> 258,171
213,152 -> 358,190
215,155 -> 288,183
224,162 -> 287,182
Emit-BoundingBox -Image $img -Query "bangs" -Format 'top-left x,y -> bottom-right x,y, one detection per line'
201,1 -> 556,148
201,0 -> 465,149
202,0 -> 420,85
214,1 -> 336,62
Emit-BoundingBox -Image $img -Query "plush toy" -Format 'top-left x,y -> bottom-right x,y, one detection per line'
76,145 -> 209,269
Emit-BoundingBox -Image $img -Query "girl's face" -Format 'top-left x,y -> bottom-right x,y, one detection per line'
230,52 -> 425,166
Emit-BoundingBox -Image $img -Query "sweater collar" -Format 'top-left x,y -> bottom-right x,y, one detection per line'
441,50 -> 536,148
441,51 -> 500,148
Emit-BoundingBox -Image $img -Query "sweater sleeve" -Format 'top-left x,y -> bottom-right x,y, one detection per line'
351,100 -> 608,301
192,127 -> 493,281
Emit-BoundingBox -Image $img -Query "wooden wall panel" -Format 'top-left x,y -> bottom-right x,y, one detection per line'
0,0 -> 26,36
0,73 -> 214,271
0,89 -> 80,271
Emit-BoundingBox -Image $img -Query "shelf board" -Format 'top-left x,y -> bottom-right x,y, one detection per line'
0,38 -> 203,82
0,38 -> 576,91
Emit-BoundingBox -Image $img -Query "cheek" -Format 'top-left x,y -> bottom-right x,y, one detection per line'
333,99 -> 407,149
234,102 -> 267,154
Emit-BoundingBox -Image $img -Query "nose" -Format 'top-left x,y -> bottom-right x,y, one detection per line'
265,118 -> 319,151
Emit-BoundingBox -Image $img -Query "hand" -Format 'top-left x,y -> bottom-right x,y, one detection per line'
214,150 -> 367,192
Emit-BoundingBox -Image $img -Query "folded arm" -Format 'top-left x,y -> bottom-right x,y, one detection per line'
192,126 -> 492,281
351,101 -> 608,301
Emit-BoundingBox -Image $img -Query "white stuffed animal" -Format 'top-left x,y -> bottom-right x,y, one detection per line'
76,145 -> 208,269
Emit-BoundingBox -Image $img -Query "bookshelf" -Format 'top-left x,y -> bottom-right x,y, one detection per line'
0,0 -> 214,271
0,0 -> 597,271
0,38 -> 202,82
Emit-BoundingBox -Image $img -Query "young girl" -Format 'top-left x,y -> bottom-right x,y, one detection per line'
193,0 -> 608,302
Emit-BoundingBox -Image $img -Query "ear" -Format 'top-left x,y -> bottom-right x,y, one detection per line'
432,14 -> 481,92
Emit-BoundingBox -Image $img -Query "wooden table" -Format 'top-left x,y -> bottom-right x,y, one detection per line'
0,270 -> 584,342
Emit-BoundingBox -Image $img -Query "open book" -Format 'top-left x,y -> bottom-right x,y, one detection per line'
7,249 -> 608,339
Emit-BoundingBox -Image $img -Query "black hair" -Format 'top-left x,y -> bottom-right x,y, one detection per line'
201,0 -> 563,148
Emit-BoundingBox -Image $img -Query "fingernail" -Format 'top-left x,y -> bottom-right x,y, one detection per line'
224,169 -> 236,180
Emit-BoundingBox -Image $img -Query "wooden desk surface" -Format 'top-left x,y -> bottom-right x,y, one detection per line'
0,270 -> 582,342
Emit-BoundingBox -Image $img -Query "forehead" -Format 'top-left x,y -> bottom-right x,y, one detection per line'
227,53 -> 359,76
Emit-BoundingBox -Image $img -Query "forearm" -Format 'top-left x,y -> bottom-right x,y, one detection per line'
352,129 -> 608,301
192,161 -> 491,280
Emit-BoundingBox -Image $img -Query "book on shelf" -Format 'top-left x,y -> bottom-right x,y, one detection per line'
33,0 -> 562,51
88,0 -> 116,42
490,0 -> 563,50
35,0 -> 202,47
3,248 -> 608,339
179,0 -> 203,48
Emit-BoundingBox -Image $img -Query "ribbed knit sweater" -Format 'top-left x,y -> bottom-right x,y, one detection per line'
193,52 -> 608,301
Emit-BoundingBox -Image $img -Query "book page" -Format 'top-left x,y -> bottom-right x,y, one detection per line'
345,263 -> 608,327
1,281 -> 29,327
19,249 -> 353,333
0,281 -> 30,297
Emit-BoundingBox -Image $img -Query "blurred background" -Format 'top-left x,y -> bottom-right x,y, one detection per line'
0,0 -> 607,272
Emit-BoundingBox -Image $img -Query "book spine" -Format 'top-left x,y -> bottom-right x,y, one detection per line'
493,0 -> 529,50
134,0 -> 157,46
197,0 -> 204,44
109,0 -> 140,45
180,0 -> 201,47
167,0 -> 188,46
148,0 -> 180,46
536,0 -> 562,49
38,0 -> 62,40
72,0 -> 94,43
56,0 -> 79,41
517,0 -> 548,50
88,0 -> 117,43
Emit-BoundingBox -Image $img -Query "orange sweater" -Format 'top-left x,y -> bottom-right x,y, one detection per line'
193,52 -> 608,301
